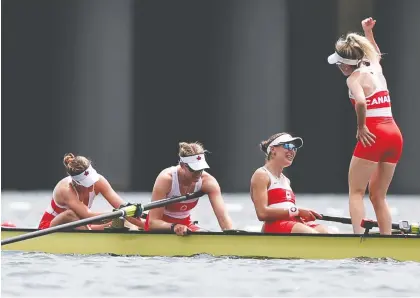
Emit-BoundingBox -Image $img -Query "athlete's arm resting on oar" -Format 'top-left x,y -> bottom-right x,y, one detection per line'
147,173 -> 174,231
203,176 -> 233,230
95,176 -> 145,229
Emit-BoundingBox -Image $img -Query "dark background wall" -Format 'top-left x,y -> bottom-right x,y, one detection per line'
3,0 -> 420,194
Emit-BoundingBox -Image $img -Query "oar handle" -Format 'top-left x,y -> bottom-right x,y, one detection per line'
361,219 -> 400,230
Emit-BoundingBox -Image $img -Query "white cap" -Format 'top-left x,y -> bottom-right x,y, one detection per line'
70,165 -> 100,187
327,52 -> 358,65
267,134 -> 303,154
179,153 -> 210,171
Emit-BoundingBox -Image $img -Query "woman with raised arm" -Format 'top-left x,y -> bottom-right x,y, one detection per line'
250,132 -> 329,234
327,17 -> 403,234
38,153 -> 145,230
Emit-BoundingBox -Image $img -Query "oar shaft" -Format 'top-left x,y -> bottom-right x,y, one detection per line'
143,191 -> 205,211
1,209 -> 127,245
139,191 -> 205,219
320,215 -> 352,225
320,215 -> 400,230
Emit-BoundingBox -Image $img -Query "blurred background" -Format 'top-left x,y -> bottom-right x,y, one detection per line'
2,0 -> 420,196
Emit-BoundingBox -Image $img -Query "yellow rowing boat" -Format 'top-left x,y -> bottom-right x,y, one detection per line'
1,227 -> 419,262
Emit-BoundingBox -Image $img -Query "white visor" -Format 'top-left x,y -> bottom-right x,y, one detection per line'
179,153 -> 210,171
327,52 -> 358,65
71,165 -> 100,187
267,134 -> 303,154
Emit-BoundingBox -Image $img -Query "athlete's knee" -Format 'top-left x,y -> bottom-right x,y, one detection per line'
349,186 -> 366,197
291,223 -> 319,234
62,210 -> 80,221
313,225 -> 331,234
369,192 -> 386,207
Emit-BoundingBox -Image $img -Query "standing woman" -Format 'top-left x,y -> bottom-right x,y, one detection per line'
327,17 -> 403,234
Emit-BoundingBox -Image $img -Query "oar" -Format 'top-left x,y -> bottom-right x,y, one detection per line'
320,214 -> 419,234
1,190 -> 205,246
320,215 -> 396,228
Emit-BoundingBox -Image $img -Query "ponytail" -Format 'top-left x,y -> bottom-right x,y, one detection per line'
346,33 -> 380,63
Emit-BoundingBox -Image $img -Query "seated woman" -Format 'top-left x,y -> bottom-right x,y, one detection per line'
145,141 -> 233,236
250,133 -> 330,234
38,153 -> 145,230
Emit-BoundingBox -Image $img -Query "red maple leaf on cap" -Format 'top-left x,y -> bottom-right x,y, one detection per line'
84,171 -> 89,176
196,156 -> 201,160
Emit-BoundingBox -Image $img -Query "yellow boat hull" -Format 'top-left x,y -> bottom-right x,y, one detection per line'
2,228 -> 419,262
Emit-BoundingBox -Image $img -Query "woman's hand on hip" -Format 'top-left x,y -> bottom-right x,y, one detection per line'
356,125 -> 376,147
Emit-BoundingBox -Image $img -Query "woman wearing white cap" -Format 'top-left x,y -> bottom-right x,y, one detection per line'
327,17 -> 403,235
146,142 -> 233,236
38,153 -> 145,230
250,132 -> 329,234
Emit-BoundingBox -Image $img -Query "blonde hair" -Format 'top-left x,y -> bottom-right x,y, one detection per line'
178,142 -> 205,157
335,32 -> 380,65
260,132 -> 289,161
63,153 -> 91,176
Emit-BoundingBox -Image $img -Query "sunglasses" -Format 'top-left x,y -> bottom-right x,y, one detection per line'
275,143 -> 298,151
185,164 -> 204,174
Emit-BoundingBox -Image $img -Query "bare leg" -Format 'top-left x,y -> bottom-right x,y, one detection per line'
313,225 -> 332,233
348,156 -> 378,234
50,210 -> 89,230
368,162 -> 397,235
291,223 -> 319,234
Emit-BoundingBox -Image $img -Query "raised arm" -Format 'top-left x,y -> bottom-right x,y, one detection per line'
95,176 -> 145,229
147,171 -> 173,231
202,175 -> 233,231
362,17 -> 381,59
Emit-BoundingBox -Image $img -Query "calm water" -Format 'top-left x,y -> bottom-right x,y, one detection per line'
1,191 -> 420,297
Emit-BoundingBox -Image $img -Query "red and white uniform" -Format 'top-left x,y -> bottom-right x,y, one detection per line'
262,167 -> 318,233
349,67 -> 403,163
38,177 -> 97,229
145,166 -> 203,232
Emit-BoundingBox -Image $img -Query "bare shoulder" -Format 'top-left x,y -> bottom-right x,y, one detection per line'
251,167 -> 269,184
54,179 -> 73,203
152,167 -> 174,192
156,167 -> 173,182
347,71 -> 362,85
94,174 -> 107,186
201,171 -> 220,190
92,174 -> 111,193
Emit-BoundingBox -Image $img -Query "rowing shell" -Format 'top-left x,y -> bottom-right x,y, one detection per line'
1,227 -> 419,262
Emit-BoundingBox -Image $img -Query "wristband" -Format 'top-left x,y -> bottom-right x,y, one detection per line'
170,223 -> 177,233
288,206 -> 299,218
